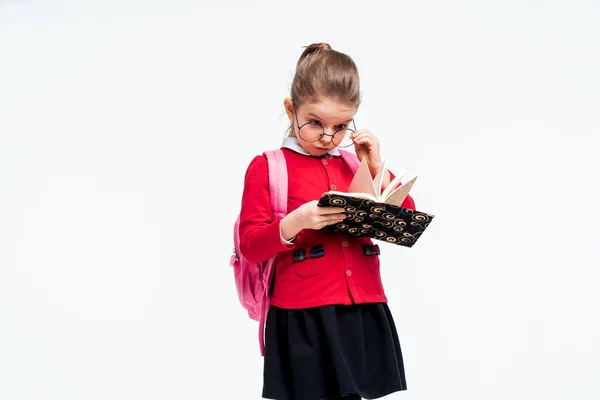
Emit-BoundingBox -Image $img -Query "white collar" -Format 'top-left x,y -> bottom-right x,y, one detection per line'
282,137 -> 341,157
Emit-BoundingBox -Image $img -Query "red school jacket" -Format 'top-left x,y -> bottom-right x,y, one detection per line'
238,145 -> 416,309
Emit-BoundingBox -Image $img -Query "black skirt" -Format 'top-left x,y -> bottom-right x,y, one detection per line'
262,303 -> 407,400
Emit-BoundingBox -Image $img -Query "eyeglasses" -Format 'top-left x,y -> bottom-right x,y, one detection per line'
293,104 -> 356,148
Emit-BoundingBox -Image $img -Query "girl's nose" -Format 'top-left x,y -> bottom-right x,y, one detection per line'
319,134 -> 334,145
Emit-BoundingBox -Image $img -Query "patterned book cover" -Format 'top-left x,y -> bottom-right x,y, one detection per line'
317,193 -> 435,247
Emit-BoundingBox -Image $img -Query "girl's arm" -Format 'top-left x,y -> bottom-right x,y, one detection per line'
238,155 -> 296,263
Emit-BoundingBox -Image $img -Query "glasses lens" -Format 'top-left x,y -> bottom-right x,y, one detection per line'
297,122 -> 324,143
332,128 -> 355,148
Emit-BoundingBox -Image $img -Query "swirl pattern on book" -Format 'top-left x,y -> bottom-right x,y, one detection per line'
317,193 -> 435,247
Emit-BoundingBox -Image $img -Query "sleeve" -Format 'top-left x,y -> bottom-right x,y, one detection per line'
238,155 -> 295,263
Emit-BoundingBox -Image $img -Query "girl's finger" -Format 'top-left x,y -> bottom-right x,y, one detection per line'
325,216 -> 345,227
317,207 -> 346,215
353,135 -> 375,143
350,129 -> 372,138
351,131 -> 376,141
320,214 -> 345,222
353,137 -> 377,147
319,213 -> 346,225
352,134 -> 374,142
351,132 -> 378,143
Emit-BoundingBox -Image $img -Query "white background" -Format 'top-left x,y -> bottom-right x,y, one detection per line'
1,1 -> 599,399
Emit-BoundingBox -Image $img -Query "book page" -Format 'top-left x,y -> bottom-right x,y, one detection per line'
347,157 -> 377,198
380,168 -> 409,200
324,191 -> 379,203
372,160 -> 387,198
383,176 -> 417,206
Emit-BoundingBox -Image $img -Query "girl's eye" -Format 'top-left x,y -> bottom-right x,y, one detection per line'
309,120 -> 322,126
336,125 -> 348,130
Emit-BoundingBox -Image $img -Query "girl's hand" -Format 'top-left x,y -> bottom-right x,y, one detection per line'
351,129 -> 383,175
280,201 -> 346,240
293,200 -> 346,230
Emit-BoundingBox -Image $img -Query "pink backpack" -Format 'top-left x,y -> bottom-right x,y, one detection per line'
230,148 -> 361,355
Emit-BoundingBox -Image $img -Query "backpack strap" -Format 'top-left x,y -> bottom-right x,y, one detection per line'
257,149 -> 288,356
338,149 -> 361,174
263,149 -> 288,218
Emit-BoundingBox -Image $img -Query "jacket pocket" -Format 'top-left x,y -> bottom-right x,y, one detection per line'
290,244 -> 326,278
358,240 -> 381,274
292,258 -> 325,278
365,254 -> 381,274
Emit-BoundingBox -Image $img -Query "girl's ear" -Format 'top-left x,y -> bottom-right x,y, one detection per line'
283,98 -> 295,121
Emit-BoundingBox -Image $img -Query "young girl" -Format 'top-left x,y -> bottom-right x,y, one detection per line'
238,43 -> 416,400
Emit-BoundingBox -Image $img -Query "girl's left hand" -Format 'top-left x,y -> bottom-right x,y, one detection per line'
350,129 -> 383,175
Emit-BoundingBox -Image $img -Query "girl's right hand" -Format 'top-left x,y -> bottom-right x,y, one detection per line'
280,200 -> 346,241
293,200 -> 347,230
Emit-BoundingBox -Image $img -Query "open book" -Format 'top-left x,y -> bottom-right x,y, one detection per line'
317,157 -> 434,247
331,158 -> 417,206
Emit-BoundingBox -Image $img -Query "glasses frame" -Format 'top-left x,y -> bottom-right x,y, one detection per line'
293,104 -> 357,148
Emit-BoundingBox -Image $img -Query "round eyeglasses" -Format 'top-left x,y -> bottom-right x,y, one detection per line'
294,105 -> 357,148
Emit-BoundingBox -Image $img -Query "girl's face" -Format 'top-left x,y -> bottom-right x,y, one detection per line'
285,97 -> 357,157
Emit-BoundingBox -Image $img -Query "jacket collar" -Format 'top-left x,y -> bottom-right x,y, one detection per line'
282,137 -> 341,157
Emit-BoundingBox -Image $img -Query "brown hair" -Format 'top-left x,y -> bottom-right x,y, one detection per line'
287,43 -> 361,137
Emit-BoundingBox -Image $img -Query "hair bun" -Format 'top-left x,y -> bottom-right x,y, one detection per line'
298,42 -> 332,65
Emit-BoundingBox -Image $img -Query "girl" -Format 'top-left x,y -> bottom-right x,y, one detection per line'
239,42 -> 416,400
